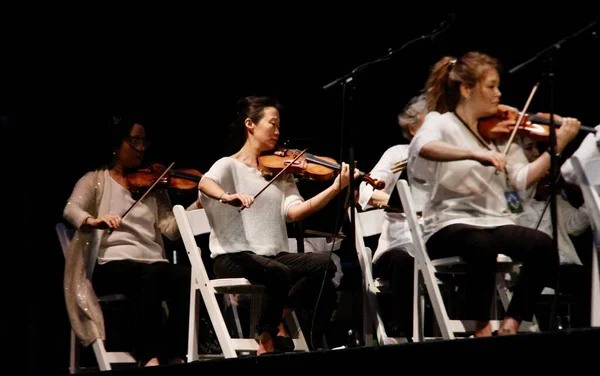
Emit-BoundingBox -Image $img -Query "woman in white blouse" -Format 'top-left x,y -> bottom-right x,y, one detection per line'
63,117 -> 198,366
408,51 -> 581,337
198,96 -> 356,355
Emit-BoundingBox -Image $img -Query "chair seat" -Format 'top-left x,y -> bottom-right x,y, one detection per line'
212,278 -> 266,294
432,254 -> 521,274
98,294 -> 129,302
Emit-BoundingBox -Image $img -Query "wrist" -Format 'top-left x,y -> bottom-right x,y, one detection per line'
218,192 -> 229,203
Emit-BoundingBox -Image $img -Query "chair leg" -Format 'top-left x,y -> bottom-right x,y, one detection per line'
249,294 -> 260,339
591,244 -> 600,327
92,339 -> 111,371
187,281 -> 199,362
69,329 -> 80,374
362,286 -> 373,346
413,263 -> 424,342
287,311 -> 309,352
225,294 -> 244,338
200,289 -> 238,358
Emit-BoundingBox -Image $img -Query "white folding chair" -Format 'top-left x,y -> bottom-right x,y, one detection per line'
352,207 -> 409,346
570,155 -> 600,326
395,180 -> 538,341
173,205 -> 309,360
56,223 -> 136,373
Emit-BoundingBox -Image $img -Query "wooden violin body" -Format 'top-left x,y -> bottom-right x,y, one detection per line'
258,148 -> 385,190
479,104 -> 595,143
126,163 -> 203,197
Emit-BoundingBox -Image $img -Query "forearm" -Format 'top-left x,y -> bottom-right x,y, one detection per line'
198,177 -> 227,201
367,190 -> 390,208
287,185 -> 340,222
419,140 -> 475,162
526,151 -> 551,188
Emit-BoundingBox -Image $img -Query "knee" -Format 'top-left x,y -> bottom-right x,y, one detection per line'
390,250 -> 414,270
531,232 -> 559,269
267,264 -> 293,288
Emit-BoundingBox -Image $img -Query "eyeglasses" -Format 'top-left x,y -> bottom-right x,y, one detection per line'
125,136 -> 151,151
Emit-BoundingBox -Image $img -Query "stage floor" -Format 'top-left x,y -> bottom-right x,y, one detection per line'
74,328 -> 600,374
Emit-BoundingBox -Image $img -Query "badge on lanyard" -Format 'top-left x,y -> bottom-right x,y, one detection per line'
504,190 -> 524,214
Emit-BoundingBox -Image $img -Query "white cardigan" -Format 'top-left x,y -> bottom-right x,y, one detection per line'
62,167 -> 198,346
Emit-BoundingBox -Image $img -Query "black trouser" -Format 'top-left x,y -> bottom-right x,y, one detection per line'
93,260 -> 191,363
213,251 -> 337,347
373,250 -> 414,336
426,224 -> 558,322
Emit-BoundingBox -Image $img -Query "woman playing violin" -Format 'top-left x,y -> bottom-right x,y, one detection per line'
63,117 -> 200,367
407,51 -> 581,337
198,96 -> 358,354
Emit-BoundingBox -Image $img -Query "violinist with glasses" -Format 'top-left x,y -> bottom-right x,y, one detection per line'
407,51 -> 581,337
198,96 -> 359,355
63,117 -> 201,367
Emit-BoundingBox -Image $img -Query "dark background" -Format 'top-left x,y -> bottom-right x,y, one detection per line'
12,8 -> 599,375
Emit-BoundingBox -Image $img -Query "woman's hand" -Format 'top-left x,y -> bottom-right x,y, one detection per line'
86,215 -> 121,229
556,117 -> 581,153
471,150 -> 506,172
331,162 -> 360,192
221,192 -> 254,208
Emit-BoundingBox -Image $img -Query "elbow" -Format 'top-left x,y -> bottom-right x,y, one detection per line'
198,179 -> 207,193
285,205 -> 304,222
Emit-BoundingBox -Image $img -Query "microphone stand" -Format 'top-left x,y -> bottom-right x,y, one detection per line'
509,17 -> 598,330
322,13 -> 455,249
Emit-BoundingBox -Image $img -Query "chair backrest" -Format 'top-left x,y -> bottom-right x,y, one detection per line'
571,155 -> 600,245
396,179 -> 435,272
356,208 -> 386,238
56,222 -> 75,258
173,205 -> 213,285
352,207 -> 385,287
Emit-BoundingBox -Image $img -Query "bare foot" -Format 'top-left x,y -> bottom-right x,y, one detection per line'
140,357 -> 160,367
277,321 -> 290,338
498,317 -> 520,335
257,331 -> 275,356
474,320 -> 493,337
168,357 -> 185,365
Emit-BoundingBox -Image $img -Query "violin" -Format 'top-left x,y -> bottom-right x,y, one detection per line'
106,162 -> 203,233
126,162 -> 203,197
479,104 -> 596,143
258,148 -> 385,190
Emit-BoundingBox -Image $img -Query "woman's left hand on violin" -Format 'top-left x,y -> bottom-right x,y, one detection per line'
331,162 -> 360,192
555,117 -> 581,153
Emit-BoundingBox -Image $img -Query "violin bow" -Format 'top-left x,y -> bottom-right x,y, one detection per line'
238,149 -> 307,213
502,81 -> 540,156
107,161 -> 176,233
391,159 -> 408,174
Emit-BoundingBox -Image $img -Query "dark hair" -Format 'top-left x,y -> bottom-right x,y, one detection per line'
225,96 -> 283,153
108,116 -> 147,150
425,51 -> 501,113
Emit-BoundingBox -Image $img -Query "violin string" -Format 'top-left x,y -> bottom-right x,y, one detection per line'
238,149 -> 307,213
106,161 -> 176,234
